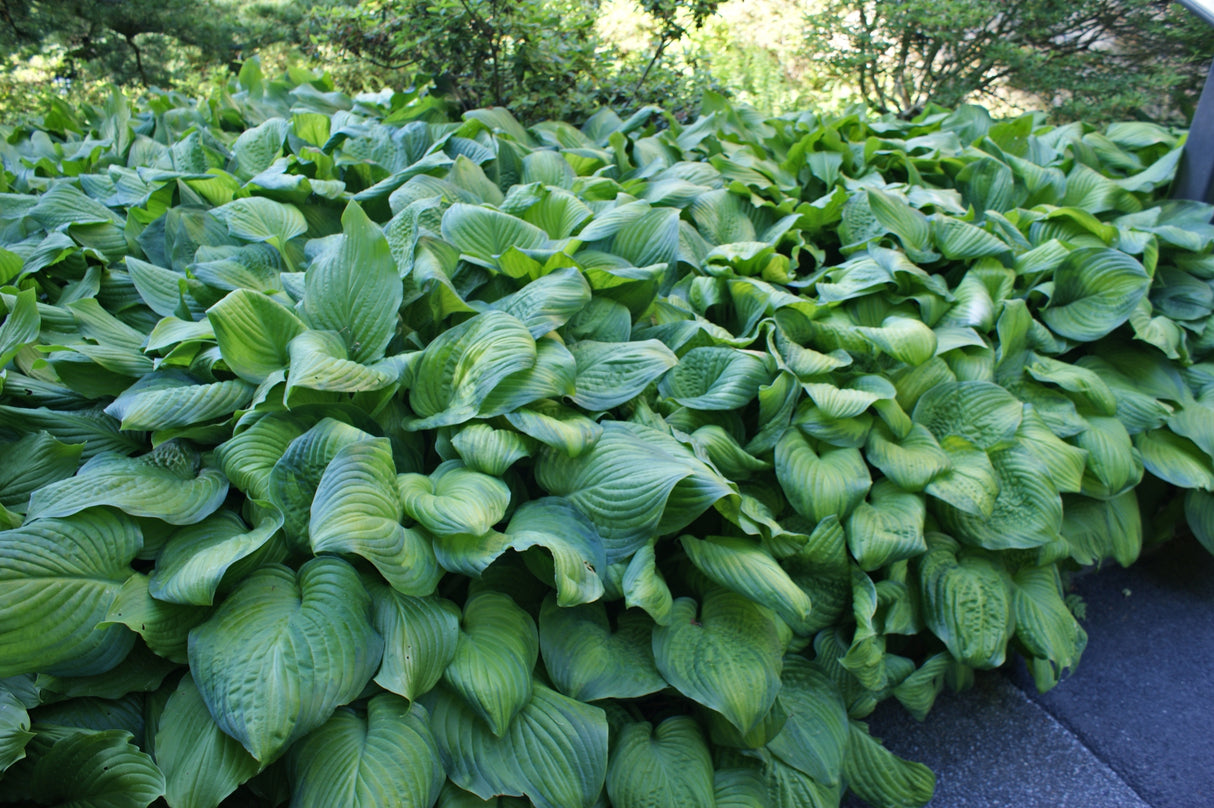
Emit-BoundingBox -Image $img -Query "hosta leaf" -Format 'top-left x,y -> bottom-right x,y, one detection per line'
398,460 -> 511,539
0,287 -> 39,368
864,422 -> 949,492
443,591 -> 538,737
0,431 -> 84,511
938,444 -> 1062,550
1016,408 -> 1088,494
267,417 -> 377,546
1186,489 -> 1214,555
477,339 -> 577,417
918,544 -> 1013,668
854,317 -> 937,367
288,695 -> 444,808
208,289 -> 305,383
1134,429 -> 1214,490
932,215 -> 1008,259
536,421 -> 734,560
1013,565 -> 1087,691
505,497 -> 606,606
408,310 -> 537,429
214,196 -> 306,246
0,511 -> 140,677
487,266 -> 591,338
652,591 -> 783,735
1077,415 -> 1143,498
775,430 -> 871,524
371,584 -> 460,701
767,656 -> 848,786
27,441 -> 228,525
569,339 -> 678,411
537,597 -> 666,702
215,412 -> 308,501
441,204 -> 550,270
450,424 -> 532,476
0,685 -> 33,772
622,540 -> 674,625
103,373 -> 255,431
156,674 -> 260,808
867,189 -> 930,252
1040,247 -> 1150,341
312,439 -> 440,596
842,721 -> 935,808
102,573 -> 206,663
28,730 -> 165,808
847,481 -> 927,570
504,401 -> 602,457
188,557 -> 383,762
301,201 -> 402,364
1061,490 -> 1142,567
659,347 -> 772,410
431,682 -> 608,808
679,534 -> 813,634
606,717 -> 715,808
287,330 -> 403,395
913,380 -> 1022,450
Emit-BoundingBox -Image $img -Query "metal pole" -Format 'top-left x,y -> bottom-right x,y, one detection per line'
1173,0 -> 1214,203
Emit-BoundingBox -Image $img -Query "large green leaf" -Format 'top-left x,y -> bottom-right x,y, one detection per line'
155,674 -> 260,808
102,573 -> 206,663
0,431 -> 83,511
847,481 -> 927,570
311,439 -> 440,596
215,196 -> 306,247
864,422 -> 949,492
442,591 -> 538,737
570,339 -> 678,411
431,682 -> 608,808
266,418 -> 377,546
0,510 -> 140,677
149,510 -> 283,606
208,289 -> 305,384
1040,247 -> 1150,341
301,201 -> 402,364
488,266 -> 591,338
27,729 -> 166,808
215,412 -> 308,501
370,584 -> 460,701
398,460 -> 511,540
842,721 -> 935,808
658,347 -> 772,410
26,441 -> 228,525
680,534 -> 813,634
912,380 -> 1022,450
1061,490 -> 1142,566
606,717 -> 715,808
0,684 -> 33,772
536,421 -> 734,560
652,591 -> 784,736
767,656 -> 849,786
918,542 -> 1013,668
188,557 -> 383,762
408,310 -> 537,429
775,430 -> 870,524
103,373 -> 254,431
1013,565 -> 1087,691
937,444 -> 1062,550
288,695 -> 444,808
537,597 -> 666,701
441,204 -> 551,270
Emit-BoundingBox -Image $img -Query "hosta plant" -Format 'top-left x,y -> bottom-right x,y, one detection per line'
1,62 -> 1212,808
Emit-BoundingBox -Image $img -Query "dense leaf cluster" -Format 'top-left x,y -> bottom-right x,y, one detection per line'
1,63 -> 1213,807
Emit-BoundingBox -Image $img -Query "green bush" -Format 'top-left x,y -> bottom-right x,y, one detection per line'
1,63 -> 1212,807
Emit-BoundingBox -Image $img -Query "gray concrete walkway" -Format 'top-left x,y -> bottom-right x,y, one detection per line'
843,535 -> 1214,808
